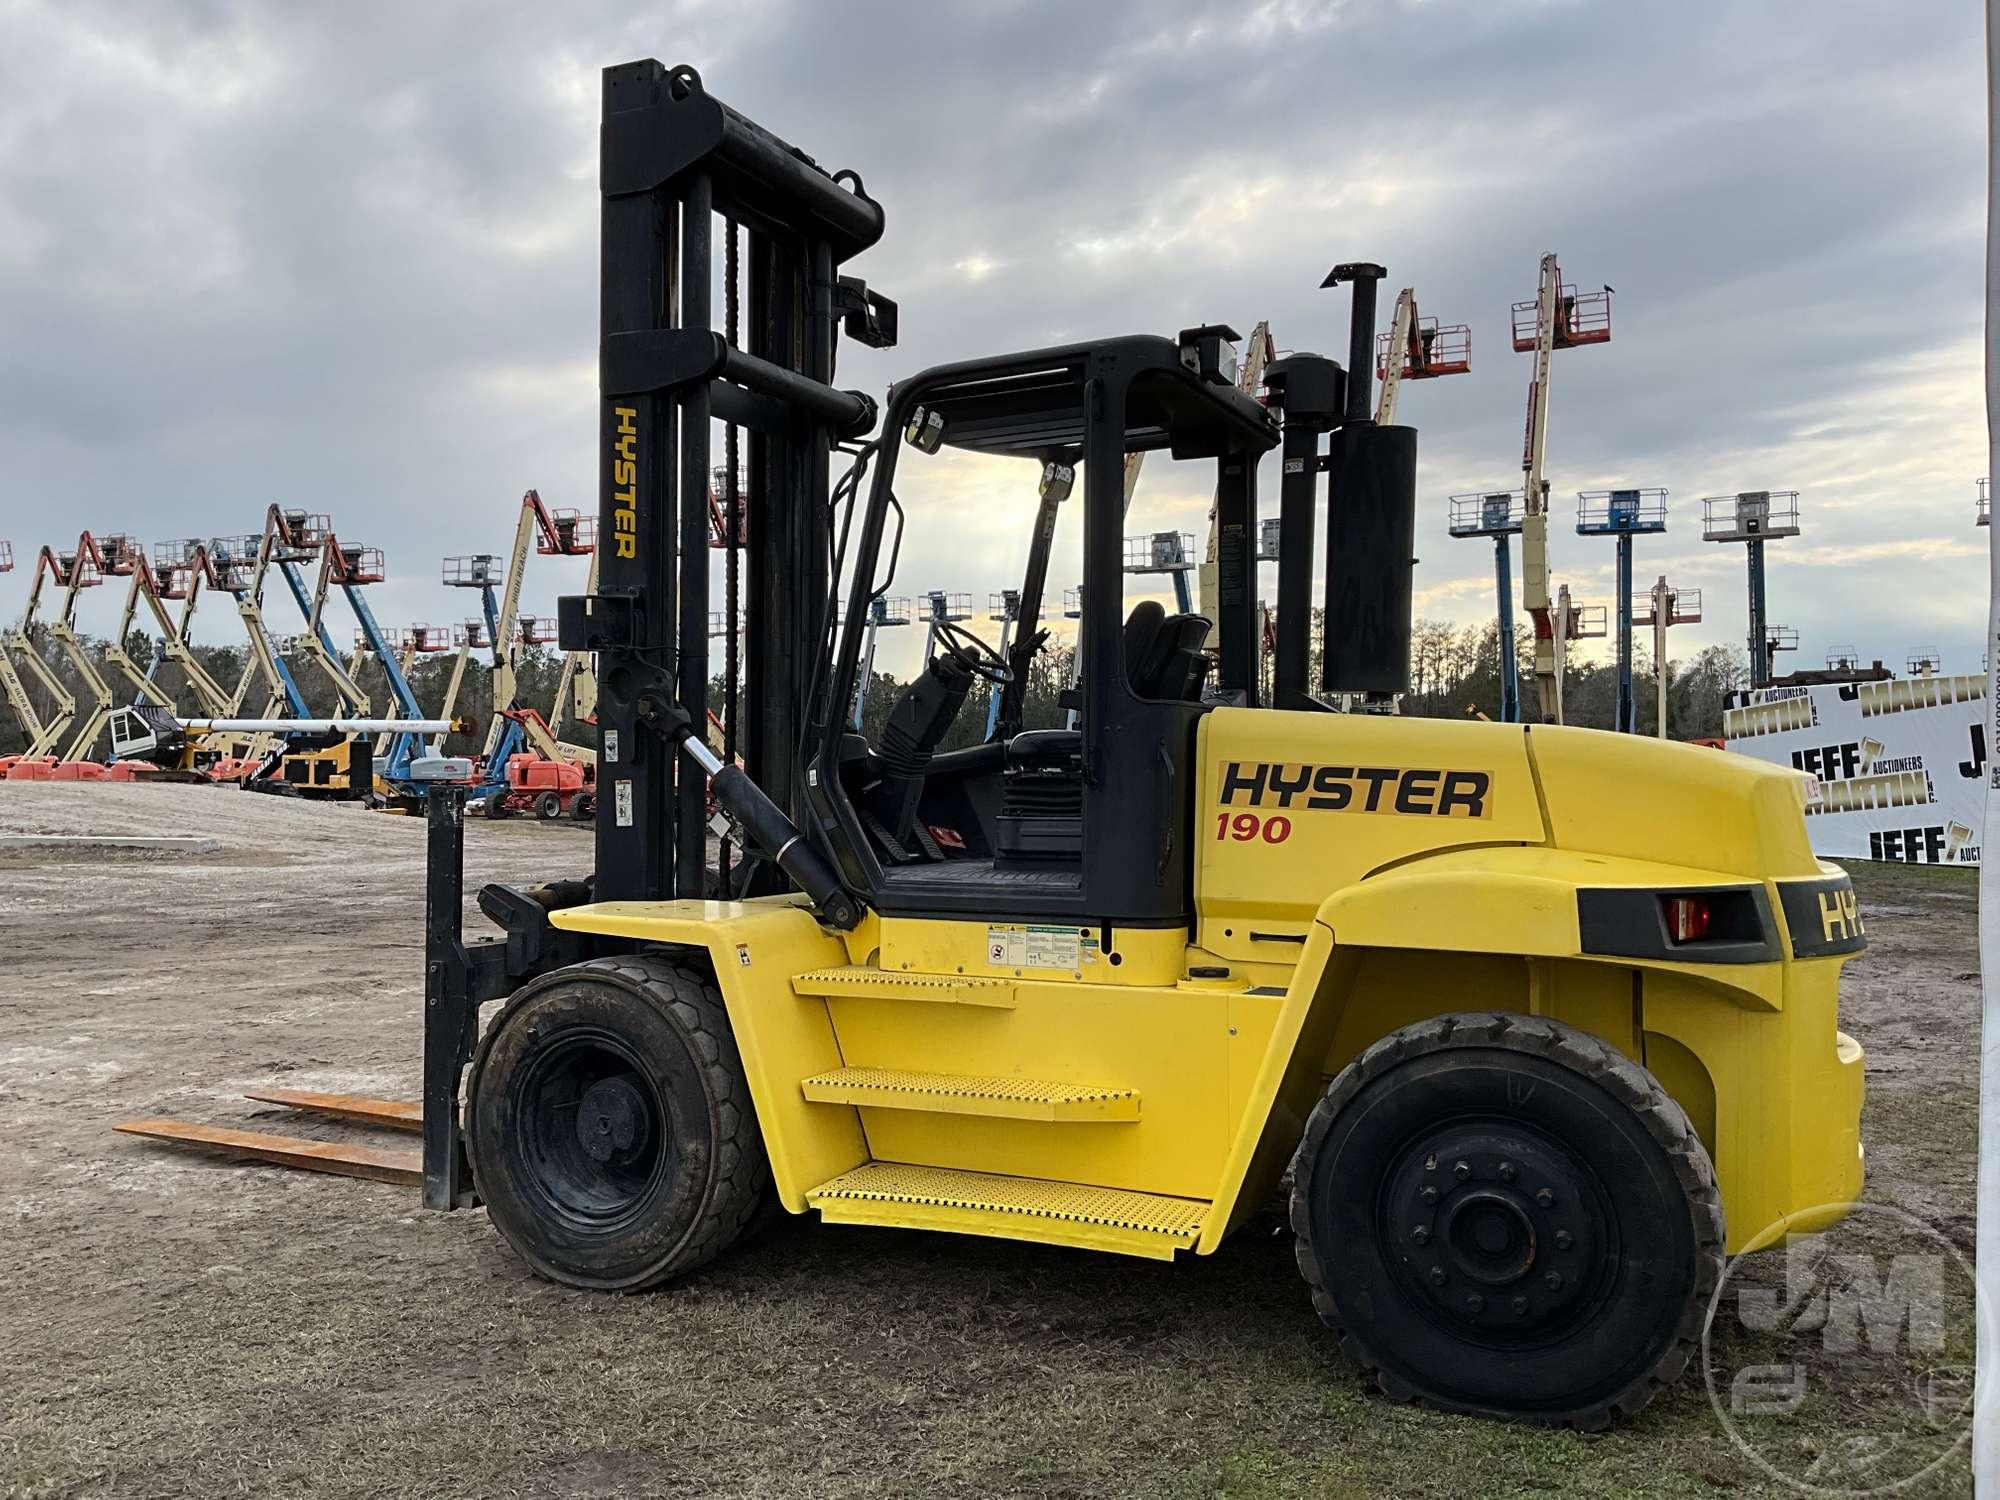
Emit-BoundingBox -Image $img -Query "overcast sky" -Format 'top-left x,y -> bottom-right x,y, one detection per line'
0,0 -> 1986,684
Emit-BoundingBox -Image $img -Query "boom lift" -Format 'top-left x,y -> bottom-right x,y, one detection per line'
447,493 -> 598,802
90,539 -> 183,736
1702,491 -> 1801,688
1575,489 -> 1667,733
292,535 -> 378,717
1,543 -> 79,766
1550,581 -> 1609,717
847,596 -> 912,729
1123,532 -> 1197,613
480,706 -> 597,821
151,542 -> 237,717
1374,287 -> 1469,426
193,532 -> 313,772
1513,255 -> 1612,721
44,533 -> 118,763
443,551 -> 509,773
384,65 -> 1859,1431
219,513 -> 321,721
1447,491 -> 1527,721
1633,579 -> 1701,739
476,490 -> 595,764
238,509 -> 364,716
316,534 -> 436,796
0,540 -> 52,757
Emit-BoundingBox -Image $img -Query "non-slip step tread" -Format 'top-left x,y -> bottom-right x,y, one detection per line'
808,1162 -> 1206,1240
803,1066 -> 1134,1106
791,967 -> 1016,1008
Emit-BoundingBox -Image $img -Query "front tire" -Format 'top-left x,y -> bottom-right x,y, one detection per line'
1291,1012 -> 1723,1429
465,954 -> 770,1290
533,790 -> 564,821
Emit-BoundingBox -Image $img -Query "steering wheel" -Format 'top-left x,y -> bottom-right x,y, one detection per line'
931,618 -> 1015,685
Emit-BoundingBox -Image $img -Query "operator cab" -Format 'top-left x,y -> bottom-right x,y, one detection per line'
806,331 -> 1278,929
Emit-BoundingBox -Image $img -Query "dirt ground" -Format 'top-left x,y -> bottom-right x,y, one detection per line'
0,782 -> 1979,1499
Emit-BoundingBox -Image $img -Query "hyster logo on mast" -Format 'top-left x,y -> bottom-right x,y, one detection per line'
611,406 -> 638,559
1220,762 -> 1493,818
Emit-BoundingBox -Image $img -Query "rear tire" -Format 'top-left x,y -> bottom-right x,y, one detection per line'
485,793 -> 512,820
533,790 -> 563,821
570,792 -> 595,822
464,954 -> 770,1289
1290,1011 -> 1723,1429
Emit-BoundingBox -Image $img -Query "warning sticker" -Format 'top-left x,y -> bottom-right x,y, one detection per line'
614,779 -> 634,827
985,924 -> 1086,970
603,729 -> 620,763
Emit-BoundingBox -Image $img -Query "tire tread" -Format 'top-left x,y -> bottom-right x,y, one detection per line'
465,951 -> 771,1289
1288,1009 -> 1724,1430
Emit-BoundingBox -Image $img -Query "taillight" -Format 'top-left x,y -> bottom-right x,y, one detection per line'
1663,896 -> 1713,943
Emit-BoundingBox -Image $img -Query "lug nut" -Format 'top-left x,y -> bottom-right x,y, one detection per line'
1497,1160 -> 1517,1182
1535,1187 -> 1556,1209
1544,1271 -> 1563,1292
1429,1266 -> 1448,1287
1511,1296 -> 1529,1315
1453,1159 -> 1472,1181
1411,1225 -> 1431,1244
1419,1185 -> 1439,1204
1465,1294 -> 1485,1314
1554,1229 -> 1573,1250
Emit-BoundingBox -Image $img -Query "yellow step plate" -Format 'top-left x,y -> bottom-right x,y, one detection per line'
807,1162 -> 1205,1261
791,967 -> 1016,1009
801,1066 -> 1138,1122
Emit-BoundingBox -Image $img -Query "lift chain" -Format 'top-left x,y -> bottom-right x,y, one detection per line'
721,214 -> 740,890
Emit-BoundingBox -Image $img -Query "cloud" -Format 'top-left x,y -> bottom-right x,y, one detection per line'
0,0 -> 1985,691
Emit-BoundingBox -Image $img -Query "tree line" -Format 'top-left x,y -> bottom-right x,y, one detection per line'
838,610 -> 1743,747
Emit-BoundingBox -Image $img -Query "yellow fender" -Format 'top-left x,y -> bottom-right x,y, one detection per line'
1200,845 -> 1818,1253
1320,845 -> 1784,1010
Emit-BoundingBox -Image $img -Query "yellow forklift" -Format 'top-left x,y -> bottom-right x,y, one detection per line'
416,61 -> 1865,1429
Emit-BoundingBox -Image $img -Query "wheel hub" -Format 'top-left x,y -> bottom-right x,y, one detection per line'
577,1075 -> 652,1164
513,1033 -> 671,1226
1381,1127 -> 1605,1339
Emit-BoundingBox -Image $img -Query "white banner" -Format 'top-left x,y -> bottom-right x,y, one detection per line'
1723,675 -> 1988,865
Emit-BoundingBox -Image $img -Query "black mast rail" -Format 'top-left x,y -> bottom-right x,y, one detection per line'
575,60 -> 892,903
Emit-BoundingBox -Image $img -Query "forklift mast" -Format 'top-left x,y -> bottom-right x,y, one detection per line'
561,61 -> 893,904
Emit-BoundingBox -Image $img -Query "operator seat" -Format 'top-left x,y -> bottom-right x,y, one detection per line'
993,602 -> 1213,862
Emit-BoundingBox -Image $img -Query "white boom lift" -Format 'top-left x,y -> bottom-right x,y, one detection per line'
2,544 -> 79,759
445,491 -> 595,763
148,542 -> 236,718
1513,253 -> 1613,721
44,533 -> 117,763
1374,288 -> 1471,426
